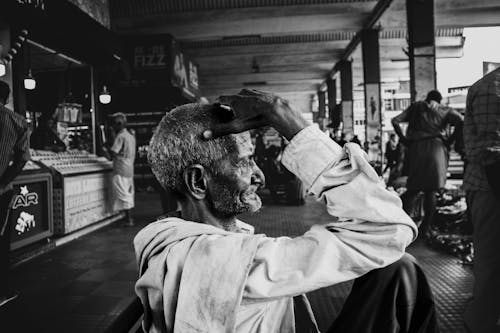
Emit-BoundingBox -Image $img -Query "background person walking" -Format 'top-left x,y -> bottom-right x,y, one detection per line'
392,90 -> 463,236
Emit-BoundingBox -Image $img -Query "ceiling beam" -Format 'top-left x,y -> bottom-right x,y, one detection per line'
185,40 -> 350,57
329,0 -> 395,77
112,3 -> 376,40
378,0 -> 500,28
201,72 -> 325,85
194,52 -> 342,70
202,81 -> 319,96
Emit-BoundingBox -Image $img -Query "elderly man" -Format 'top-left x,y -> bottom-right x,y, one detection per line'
108,113 -> 136,226
463,67 -> 500,333
135,90 -> 438,332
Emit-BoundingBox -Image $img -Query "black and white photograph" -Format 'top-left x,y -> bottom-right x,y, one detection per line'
0,0 -> 499,332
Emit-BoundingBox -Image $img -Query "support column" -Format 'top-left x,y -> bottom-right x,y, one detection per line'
407,0 -> 436,102
361,29 -> 383,165
317,90 -> 326,130
326,78 -> 338,128
340,60 -> 353,134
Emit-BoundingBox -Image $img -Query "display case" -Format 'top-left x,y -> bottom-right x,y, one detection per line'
9,161 -> 53,250
30,150 -> 117,235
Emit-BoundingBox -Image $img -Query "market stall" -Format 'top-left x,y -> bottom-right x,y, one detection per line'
30,150 -> 115,235
0,0 -> 124,243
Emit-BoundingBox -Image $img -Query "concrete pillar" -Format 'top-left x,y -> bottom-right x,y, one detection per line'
406,0 -> 436,102
339,60 -> 353,134
361,29 -> 383,164
326,78 -> 337,128
317,90 -> 326,130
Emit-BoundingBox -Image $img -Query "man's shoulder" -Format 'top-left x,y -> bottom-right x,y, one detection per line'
470,69 -> 500,94
119,129 -> 135,142
1,106 -> 27,126
135,217 -> 258,250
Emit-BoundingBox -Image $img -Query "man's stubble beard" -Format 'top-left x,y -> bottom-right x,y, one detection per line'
207,180 -> 262,221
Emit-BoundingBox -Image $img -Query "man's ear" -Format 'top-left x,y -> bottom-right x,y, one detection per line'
182,164 -> 208,200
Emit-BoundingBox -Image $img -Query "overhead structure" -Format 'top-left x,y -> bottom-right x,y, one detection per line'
110,0 -> 500,113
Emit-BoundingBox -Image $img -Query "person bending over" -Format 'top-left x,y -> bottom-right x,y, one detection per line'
135,89 -> 438,333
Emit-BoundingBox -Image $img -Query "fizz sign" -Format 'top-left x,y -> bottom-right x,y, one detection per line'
134,45 -> 167,68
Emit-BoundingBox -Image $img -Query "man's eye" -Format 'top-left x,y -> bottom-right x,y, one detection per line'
238,158 -> 252,167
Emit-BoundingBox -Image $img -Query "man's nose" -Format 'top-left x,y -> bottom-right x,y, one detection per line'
251,163 -> 265,188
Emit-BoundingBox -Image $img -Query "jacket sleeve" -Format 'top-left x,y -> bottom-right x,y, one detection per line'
244,125 -> 417,299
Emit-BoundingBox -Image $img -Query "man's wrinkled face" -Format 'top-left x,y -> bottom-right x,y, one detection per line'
207,132 -> 265,218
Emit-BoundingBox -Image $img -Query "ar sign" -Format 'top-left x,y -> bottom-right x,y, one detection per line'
12,186 -> 39,209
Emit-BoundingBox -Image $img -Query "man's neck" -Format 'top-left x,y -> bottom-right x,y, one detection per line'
180,200 -> 239,232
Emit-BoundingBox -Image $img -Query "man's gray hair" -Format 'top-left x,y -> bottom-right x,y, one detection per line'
148,103 -> 237,193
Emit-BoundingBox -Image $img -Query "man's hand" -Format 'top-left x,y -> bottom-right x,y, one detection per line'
203,89 -> 310,140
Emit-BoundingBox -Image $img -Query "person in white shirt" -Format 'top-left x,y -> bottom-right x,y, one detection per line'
109,113 -> 136,226
135,89 -> 438,333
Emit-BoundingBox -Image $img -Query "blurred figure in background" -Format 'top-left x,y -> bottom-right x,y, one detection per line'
392,90 -> 463,236
107,113 -> 136,226
30,114 -> 66,152
384,134 -> 402,185
350,135 -> 361,146
333,132 -> 347,147
462,67 -> 500,333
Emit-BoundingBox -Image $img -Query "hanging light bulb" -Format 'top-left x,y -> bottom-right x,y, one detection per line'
99,85 -> 111,104
24,69 -> 36,90
0,60 -> 6,77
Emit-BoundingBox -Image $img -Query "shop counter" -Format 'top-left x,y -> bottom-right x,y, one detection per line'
31,150 -> 118,235
9,161 -> 53,250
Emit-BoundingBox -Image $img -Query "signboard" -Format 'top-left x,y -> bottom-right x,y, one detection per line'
16,0 -> 45,10
171,39 -> 199,97
9,173 -> 53,250
66,0 -> 110,28
134,45 -> 167,69
127,34 -> 200,99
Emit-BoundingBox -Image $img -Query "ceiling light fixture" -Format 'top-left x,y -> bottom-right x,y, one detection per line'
99,85 -> 111,104
0,59 -> 6,77
24,69 -> 36,90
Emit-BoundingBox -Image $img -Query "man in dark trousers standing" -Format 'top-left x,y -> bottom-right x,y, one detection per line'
0,80 -> 30,307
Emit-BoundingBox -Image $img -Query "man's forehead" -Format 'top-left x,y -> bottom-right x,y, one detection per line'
230,132 -> 254,157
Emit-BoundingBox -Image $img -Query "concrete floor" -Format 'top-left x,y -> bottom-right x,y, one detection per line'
0,192 -> 472,332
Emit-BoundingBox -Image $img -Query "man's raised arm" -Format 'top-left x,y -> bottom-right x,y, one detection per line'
205,90 -> 417,299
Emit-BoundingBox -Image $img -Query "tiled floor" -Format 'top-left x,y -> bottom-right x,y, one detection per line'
0,192 -> 473,332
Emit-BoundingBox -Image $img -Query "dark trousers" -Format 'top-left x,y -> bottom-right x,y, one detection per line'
327,254 -> 439,333
0,189 -> 14,296
464,191 -> 500,333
